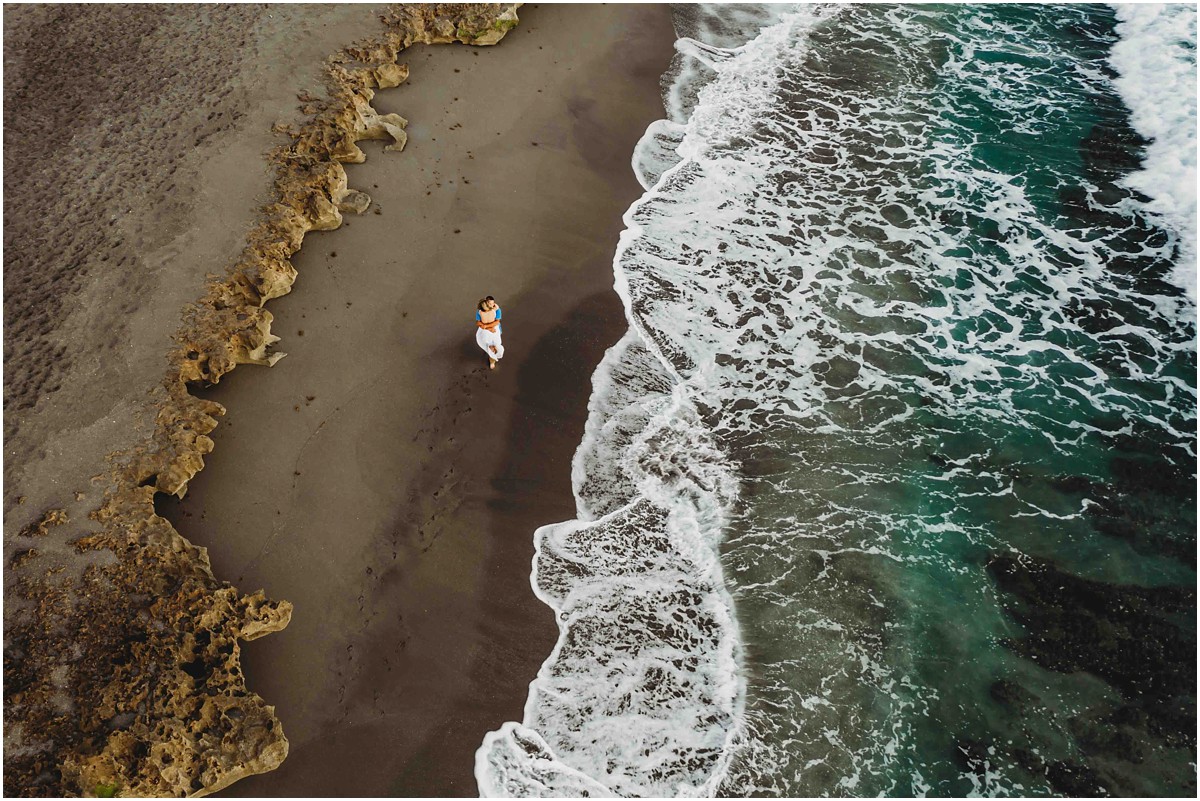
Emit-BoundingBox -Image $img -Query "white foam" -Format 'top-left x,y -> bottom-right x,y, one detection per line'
1110,3 -> 1198,302
475,330 -> 745,796
631,119 -> 688,192
474,8 -> 806,795
476,723 -> 615,798
661,3 -> 805,123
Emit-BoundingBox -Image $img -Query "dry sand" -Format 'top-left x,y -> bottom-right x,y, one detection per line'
144,4 -> 676,796
3,3 -> 390,547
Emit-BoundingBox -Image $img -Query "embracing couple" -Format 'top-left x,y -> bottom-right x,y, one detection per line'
475,295 -> 504,369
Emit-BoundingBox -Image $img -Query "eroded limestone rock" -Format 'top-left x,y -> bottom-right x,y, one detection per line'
170,5 -> 523,397
5,501 -> 293,798
338,189 -> 373,215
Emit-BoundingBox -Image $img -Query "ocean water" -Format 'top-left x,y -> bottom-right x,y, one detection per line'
477,3 -> 1196,797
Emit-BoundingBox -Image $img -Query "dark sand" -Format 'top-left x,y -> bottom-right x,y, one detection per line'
147,4 -> 676,795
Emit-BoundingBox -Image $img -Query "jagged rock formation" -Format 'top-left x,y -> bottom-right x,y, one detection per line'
7,503 -> 292,799
3,4 -> 520,797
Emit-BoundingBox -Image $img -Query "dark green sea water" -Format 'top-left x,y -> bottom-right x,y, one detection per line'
695,5 -> 1196,796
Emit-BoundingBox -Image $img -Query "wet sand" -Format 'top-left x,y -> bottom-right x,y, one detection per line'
147,4 -> 676,795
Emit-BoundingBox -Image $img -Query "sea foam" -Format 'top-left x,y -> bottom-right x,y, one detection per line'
1110,3 -> 1198,302
476,327 -> 744,797
475,7 -> 809,796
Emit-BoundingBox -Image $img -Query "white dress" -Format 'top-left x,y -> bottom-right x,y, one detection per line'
476,323 -> 504,360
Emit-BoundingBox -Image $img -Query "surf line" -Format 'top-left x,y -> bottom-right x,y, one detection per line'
475,35 -> 766,799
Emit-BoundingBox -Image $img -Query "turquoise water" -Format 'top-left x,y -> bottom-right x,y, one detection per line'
706,5 -> 1196,795
477,4 -> 1195,796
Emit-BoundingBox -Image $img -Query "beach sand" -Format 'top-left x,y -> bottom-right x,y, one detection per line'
144,4 -> 675,795
2,4 -> 392,533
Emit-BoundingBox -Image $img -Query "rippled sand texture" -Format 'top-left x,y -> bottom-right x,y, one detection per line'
3,4 -> 519,796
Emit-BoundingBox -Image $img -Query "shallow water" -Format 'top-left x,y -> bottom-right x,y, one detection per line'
477,4 -> 1196,796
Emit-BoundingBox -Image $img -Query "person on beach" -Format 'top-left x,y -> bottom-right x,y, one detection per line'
476,296 -> 504,369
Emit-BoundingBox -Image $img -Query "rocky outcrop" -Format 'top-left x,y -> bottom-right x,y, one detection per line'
3,4 -> 521,797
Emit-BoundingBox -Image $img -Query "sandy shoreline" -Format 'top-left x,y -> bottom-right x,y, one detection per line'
160,4 -> 675,795
4,3 -> 674,795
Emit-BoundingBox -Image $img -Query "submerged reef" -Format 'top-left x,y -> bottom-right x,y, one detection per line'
3,4 -> 520,796
986,553 -> 1196,796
